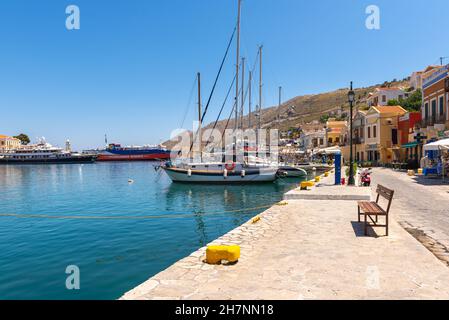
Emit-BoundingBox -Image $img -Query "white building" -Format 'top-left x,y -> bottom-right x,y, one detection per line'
0,135 -> 21,151
367,87 -> 409,107
300,129 -> 327,151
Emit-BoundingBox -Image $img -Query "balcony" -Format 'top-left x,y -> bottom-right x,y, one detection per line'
421,114 -> 447,127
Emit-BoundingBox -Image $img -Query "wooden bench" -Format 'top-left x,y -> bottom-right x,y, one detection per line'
358,185 -> 394,236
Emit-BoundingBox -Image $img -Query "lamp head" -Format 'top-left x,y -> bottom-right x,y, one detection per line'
348,90 -> 355,103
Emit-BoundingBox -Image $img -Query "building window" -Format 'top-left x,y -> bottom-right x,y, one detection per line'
431,99 -> 437,123
398,95 -> 403,100
328,138 -> 333,144
425,102 -> 429,120
368,126 -> 371,139
335,137 -> 340,143
319,138 -> 324,145
373,125 -> 377,138
382,95 -> 387,103
439,96 -> 444,116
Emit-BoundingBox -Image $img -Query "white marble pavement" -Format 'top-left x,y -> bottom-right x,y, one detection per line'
121,173 -> 449,300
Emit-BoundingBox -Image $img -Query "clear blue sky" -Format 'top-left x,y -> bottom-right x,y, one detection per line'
1,0 -> 448,150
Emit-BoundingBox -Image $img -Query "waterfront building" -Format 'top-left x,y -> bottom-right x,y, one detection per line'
398,112 -> 422,164
364,106 -> 407,164
325,119 -> 347,147
300,128 -> 327,152
0,135 -> 21,151
367,87 -> 409,107
421,64 -> 449,142
410,65 -> 442,91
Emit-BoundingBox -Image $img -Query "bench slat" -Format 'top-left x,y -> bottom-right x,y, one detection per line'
358,201 -> 385,214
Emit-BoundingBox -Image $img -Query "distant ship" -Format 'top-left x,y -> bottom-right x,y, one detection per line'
93,143 -> 171,161
0,139 -> 96,164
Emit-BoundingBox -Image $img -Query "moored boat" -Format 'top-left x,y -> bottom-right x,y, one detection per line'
277,165 -> 308,177
0,140 -> 96,164
95,144 -> 171,161
163,161 -> 278,184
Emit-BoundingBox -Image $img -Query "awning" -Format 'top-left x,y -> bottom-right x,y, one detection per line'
401,142 -> 419,149
423,138 -> 449,151
313,146 -> 341,155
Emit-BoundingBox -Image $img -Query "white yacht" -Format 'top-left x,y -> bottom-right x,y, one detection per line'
0,139 -> 96,164
163,160 -> 278,184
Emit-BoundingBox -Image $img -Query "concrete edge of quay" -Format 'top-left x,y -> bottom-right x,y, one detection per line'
119,191 -> 286,300
119,172 -> 352,300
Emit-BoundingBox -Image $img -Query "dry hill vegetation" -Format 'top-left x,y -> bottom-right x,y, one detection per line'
164,79 -> 408,148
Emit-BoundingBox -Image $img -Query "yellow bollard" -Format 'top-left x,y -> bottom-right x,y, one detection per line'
300,181 -> 314,190
418,168 -> 423,175
315,176 -> 321,182
324,172 -> 329,177
252,216 -> 261,224
206,245 -> 240,264
408,170 -> 415,176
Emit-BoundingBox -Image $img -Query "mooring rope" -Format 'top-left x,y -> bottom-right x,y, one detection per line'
0,204 -> 280,220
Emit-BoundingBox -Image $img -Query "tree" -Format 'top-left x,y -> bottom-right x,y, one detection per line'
402,89 -> 423,112
320,114 -> 330,124
387,89 -> 422,112
13,133 -> 30,145
387,99 -> 400,106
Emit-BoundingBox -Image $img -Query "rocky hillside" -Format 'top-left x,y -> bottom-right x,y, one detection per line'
164,79 -> 408,148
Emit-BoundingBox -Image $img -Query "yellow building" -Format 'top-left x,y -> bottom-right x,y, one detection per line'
0,135 -> 21,150
364,106 -> 407,164
325,119 -> 347,147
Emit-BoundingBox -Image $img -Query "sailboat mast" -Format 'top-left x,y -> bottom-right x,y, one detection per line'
258,45 -> 263,131
248,71 -> 252,128
240,57 -> 245,129
197,72 -> 202,161
257,45 -> 263,148
278,86 -> 282,128
234,0 -> 241,131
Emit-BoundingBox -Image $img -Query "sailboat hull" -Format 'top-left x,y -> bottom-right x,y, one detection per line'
163,167 -> 277,184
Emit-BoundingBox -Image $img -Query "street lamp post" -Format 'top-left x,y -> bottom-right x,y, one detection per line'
348,82 -> 355,186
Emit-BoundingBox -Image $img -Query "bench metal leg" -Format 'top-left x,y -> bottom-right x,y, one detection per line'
358,206 -> 361,223
386,214 -> 389,237
364,214 -> 368,236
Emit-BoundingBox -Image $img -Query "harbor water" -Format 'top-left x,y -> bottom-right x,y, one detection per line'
0,162 -> 307,299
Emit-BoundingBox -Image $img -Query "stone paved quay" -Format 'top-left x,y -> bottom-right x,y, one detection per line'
121,173 -> 449,300
371,168 -> 449,266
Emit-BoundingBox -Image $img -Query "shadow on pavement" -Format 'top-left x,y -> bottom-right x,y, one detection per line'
351,221 -> 380,238
412,175 -> 449,186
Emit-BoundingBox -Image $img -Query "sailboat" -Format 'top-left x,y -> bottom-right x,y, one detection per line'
162,0 -> 278,184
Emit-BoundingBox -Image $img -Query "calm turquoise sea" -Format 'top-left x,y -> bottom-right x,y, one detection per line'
0,162 -> 304,300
